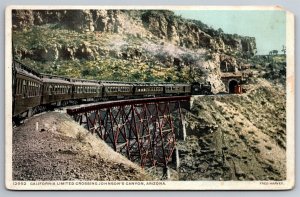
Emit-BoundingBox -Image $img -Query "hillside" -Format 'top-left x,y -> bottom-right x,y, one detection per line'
12,9 -> 257,93
13,112 -> 153,181
179,78 -> 286,181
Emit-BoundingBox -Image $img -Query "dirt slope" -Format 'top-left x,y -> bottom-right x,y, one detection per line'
12,112 -> 152,181
178,79 -> 286,181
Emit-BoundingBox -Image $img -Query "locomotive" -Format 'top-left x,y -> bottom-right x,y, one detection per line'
12,60 -> 212,120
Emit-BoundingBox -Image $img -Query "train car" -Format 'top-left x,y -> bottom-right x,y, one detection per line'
133,82 -> 164,97
72,78 -> 102,101
12,60 -> 43,117
164,83 -> 191,95
101,81 -> 133,99
41,74 -> 73,106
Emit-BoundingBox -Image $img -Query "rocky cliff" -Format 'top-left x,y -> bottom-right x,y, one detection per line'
12,9 -> 257,93
13,10 -> 257,54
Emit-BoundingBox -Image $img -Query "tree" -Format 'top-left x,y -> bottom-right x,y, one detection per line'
281,45 -> 286,55
269,50 -> 278,56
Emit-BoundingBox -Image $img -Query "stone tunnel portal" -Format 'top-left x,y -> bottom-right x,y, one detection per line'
228,80 -> 238,94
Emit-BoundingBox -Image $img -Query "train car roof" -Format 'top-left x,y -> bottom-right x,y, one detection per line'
164,83 -> 191,86
133,83 -> 164,86
101,82 -> 133,87
14,60 -> 42,81
73,81 -> 102,86
41,74 -> 72,84
70,78 -> 102,86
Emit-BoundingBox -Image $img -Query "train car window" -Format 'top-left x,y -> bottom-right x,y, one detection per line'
16,79 -> 19,94
36,83 -> 39,96
20,80 -> 23,94
19,79 -> 23,95
33,82 -> 36,96
31,82 -> 34,96
49,85 -> 53,95
28,81 -> 31,97
17,79 -> 20,94
27,81 -> 30,97
33,82 -> 35,96
32,82 -> 34,96
22,80 -> 27,98
53,85 -> 56,94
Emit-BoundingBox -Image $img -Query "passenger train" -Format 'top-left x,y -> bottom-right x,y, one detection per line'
12,60 -> 212,121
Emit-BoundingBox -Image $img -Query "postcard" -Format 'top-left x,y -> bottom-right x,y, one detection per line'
5,5 -> 295,190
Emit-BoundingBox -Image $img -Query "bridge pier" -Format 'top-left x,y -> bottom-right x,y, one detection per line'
178,118 -> 187,141
163,167 -> 171,180
172,147 -> 180,169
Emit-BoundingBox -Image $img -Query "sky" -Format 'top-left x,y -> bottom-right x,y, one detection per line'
174,10 -> 286,55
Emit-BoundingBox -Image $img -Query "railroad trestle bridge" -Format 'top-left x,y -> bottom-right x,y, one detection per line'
66,96 -> 190,169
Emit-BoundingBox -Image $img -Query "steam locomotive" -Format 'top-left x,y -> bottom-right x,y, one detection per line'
12,60 -> 212,120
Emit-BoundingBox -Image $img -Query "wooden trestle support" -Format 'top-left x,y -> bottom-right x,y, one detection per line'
66,96 -> 190,168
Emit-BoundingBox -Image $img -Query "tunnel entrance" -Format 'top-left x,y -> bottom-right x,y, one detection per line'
229,80 -> 238,93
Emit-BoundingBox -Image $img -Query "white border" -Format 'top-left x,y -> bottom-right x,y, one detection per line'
5,5 -> 295,190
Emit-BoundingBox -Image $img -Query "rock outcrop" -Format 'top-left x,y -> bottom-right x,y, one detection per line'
12,9 -> 257,93
12,9 -> 256,56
